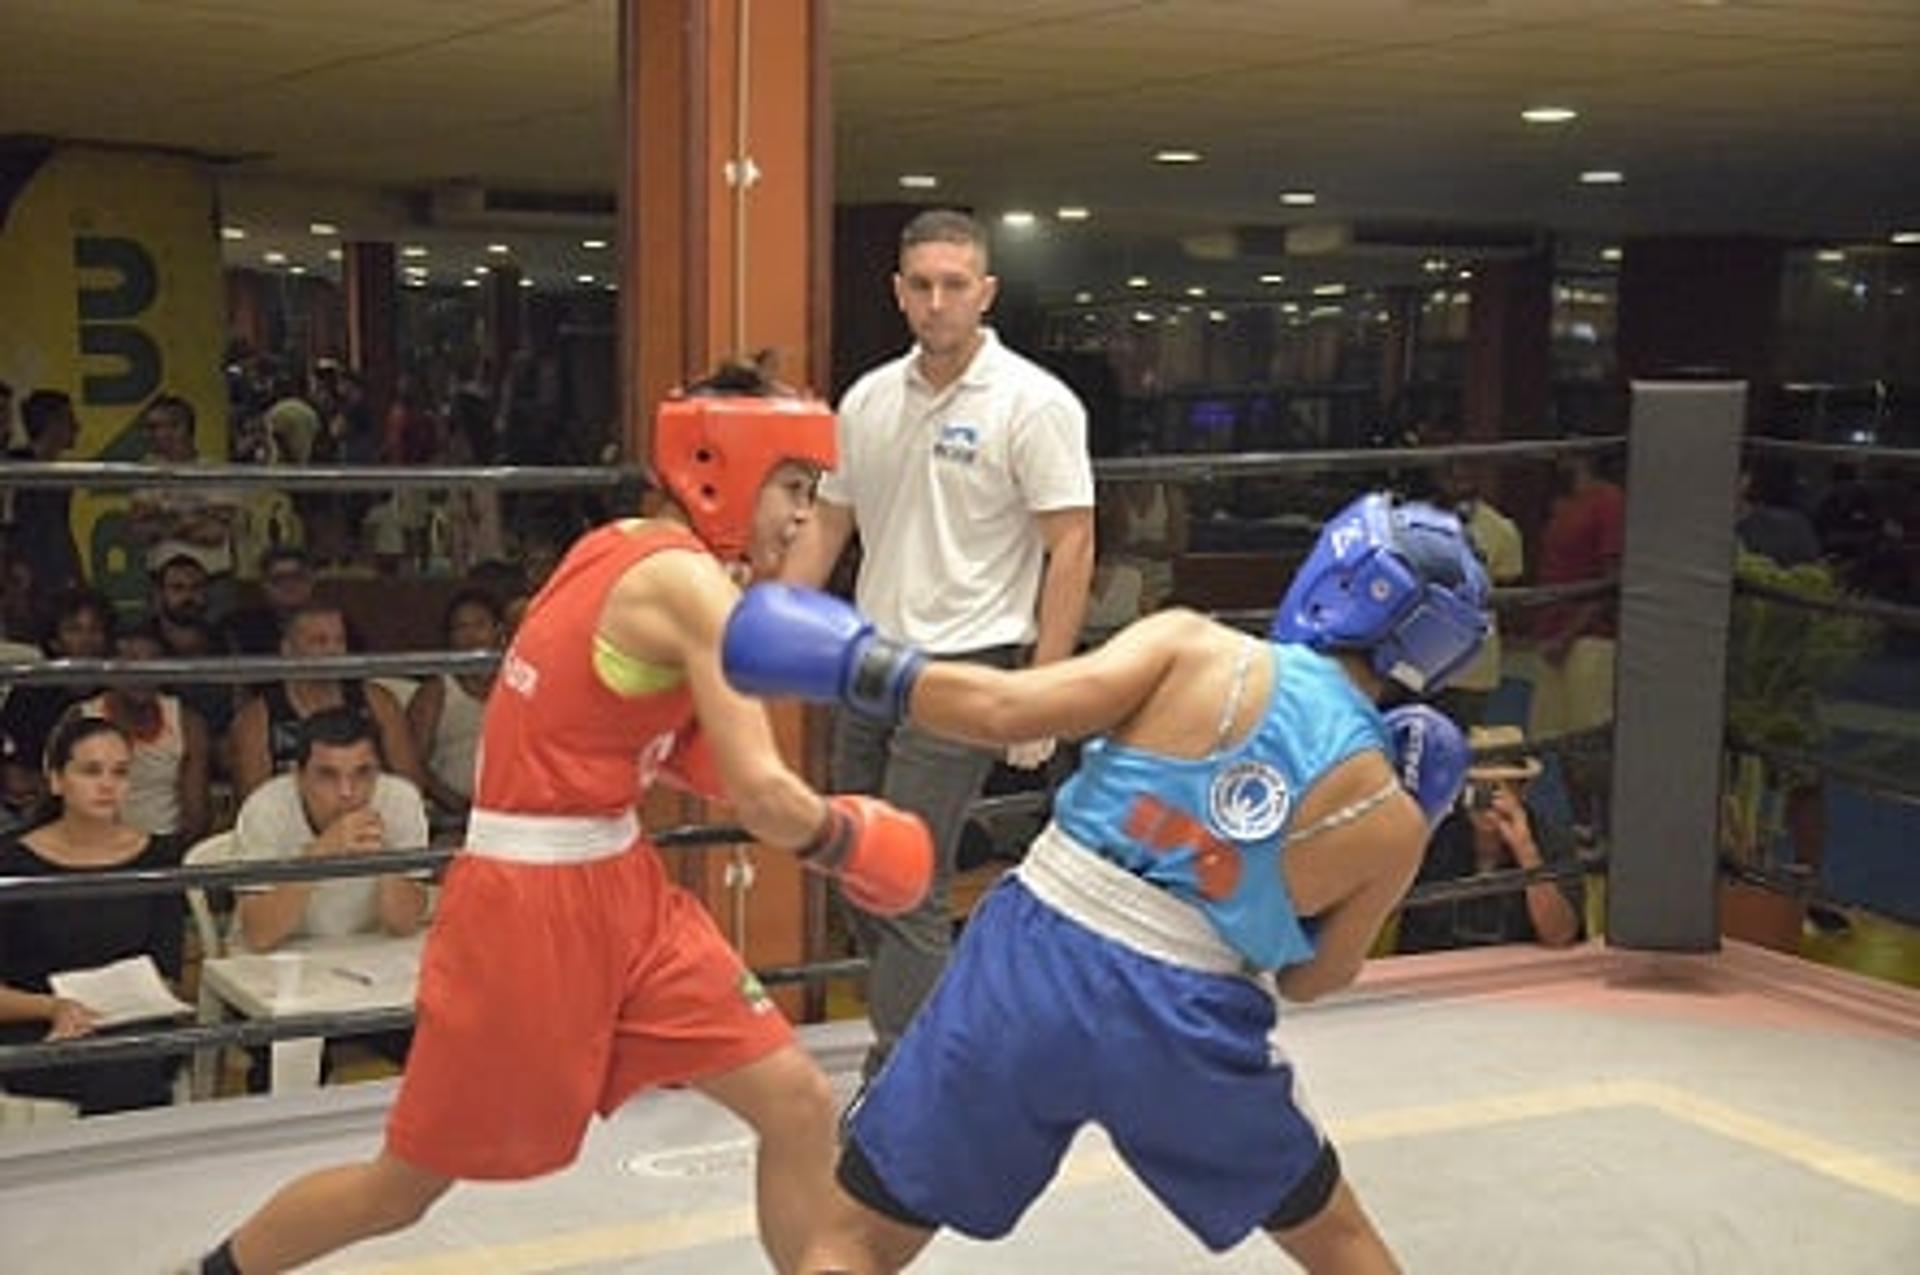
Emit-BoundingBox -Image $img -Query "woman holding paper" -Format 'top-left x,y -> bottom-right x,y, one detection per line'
0,714 -> 187,1114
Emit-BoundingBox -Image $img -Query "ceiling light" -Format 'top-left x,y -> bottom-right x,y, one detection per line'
1279,191 -> 1317,207
581,238 -> 608,250
1186,286 -> 1206,298
898,174 -> 939,190
1457,269 -> 1474,281
405,277 -> 427,288
220,226 -> 247,242
1601,246 -> 1623,262
403,264 -> 429,276
1521,106 -> 1578,125
1208,310 -> 1228,323
576,273 -> 595,284
1579,170 -> 1625,185
262,251 -> 287,265
1153,149 -> 1202,164
1057,207 -> 1090,221
1126,275 -> 1150,289
1422,257 -> 1450,274
473,265 -> 490,275
1001,210 -> 1037,228
1816,250 -> 1846,264
604,282 -> 618,292
1311,283 -> 1346,297
487,243 -> 512,255
308,221 -> 338,236
1281,302 -> 1301,314
1074,291 -> 1093,304
288,265 -> 307,276
1259,273 -> 1285,285
1132,310 -> 1156,322
401,245 -> 429,259
1892,231 -> 1920,245
462,278 -> 481,289
519,277 -> 535,289
326,248 -> 343,262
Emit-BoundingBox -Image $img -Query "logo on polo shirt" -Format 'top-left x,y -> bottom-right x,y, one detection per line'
932,420 -> 980,465
1207,760 -> 1292,842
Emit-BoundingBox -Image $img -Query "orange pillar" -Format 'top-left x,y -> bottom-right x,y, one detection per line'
619,0 -> 832,1018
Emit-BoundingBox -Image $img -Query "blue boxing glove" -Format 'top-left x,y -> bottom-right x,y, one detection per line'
1382,704 -> 1470,828
723,583 -> 926,720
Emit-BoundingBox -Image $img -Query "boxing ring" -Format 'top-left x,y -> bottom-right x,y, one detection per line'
3,384 -> 1918,1272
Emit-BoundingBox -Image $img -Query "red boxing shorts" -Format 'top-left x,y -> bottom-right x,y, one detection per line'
387,844 -> 794,1180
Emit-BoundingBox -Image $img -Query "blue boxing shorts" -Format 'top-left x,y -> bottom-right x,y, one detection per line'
842,826 -> 1331,1252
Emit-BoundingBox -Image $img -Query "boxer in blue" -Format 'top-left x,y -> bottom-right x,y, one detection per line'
726,492 -> 1489,1274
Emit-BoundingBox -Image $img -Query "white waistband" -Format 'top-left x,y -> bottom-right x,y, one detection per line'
1014,824 -> 1252,977
464,808 -> 641,863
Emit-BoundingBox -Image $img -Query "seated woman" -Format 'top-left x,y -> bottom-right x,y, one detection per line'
405,589 -> 503,818
0,715 -> 187,1115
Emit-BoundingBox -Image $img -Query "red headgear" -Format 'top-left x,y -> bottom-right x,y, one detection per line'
651,394 -> 837,560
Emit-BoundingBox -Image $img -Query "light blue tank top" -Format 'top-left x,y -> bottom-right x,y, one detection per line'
1052,643 -> 1388,969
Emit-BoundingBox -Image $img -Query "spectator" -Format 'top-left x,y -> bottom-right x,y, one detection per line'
1397,726 -> 1584,953
8,389 -> 84,599
151,553 -> 217,651
230,708 -> 430,954
780,207 -> 1097,1082
73,621 -> 211,842
1737,457 -> 1822,568
221,546 -> 316,656
126,393 -> 241,580
1437,460 -> 1524,728
227,601 -> 424,800
0,715 -> 187,1114
405,589 -> 501,818
0,588 -> 114,798
1529,450 -> 1625,829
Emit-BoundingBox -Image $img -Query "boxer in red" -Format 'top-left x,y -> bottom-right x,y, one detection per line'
194,366 -> 934,1275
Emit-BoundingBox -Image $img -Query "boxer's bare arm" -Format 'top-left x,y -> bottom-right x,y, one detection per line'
599,549 -> 827,852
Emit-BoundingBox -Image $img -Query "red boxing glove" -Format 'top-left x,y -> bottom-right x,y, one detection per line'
802,795 -> 933,917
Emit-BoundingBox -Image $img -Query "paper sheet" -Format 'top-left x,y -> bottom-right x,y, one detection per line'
48,955 -> 193,1028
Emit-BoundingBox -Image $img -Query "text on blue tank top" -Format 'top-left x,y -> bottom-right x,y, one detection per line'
1052,645 -> 1390,970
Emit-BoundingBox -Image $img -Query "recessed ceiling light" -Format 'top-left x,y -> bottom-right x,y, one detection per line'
604,282 -> 618,292
1280,191 -> 1317,207
326,248 -> 343,262
576,273 -> 596,284
401,245 -> 429,258
1521,106 -> 1578,125
1153,149 -> 1203,164
1001,210 -> 1037,228
473,265 -> 490,275
1457,269 -> 1474,281
898,174 -> 939,190
1816,249 -> 1846,263
1422,257 -> 1450,274
1132,310 -> 1156,322
462,278 -> 481,289
1259,273 -> 1285,285
1057,207 -> 1090,221
1601,246 -> 1623,262
1207,310 -> 1228,323
519,277 -> 535,289
1074,291 -> 1093,303
403,264 -> 429,275
1311,282 -> 1347,297
405,277 -> 427,288
308,221 -> 339,236
1892,231 -> 1920,245
1579,170 -> 1625,185
1126,275 -> 1150,289
581,238 -> 608,250
1185,286 -> 1207,298
262,251 -> 287,265
221,226 -> 247,241
487,243 -> 511,255
288,265 -> 307,276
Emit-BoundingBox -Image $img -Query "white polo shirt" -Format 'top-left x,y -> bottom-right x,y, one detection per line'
821,329 -> 1094,653
232,773 -> 430,942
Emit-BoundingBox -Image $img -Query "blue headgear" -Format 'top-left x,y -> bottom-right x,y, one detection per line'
1270,492 -> 1491,694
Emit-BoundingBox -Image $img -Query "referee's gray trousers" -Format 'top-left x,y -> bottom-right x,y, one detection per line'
830,644 -> 1021,1079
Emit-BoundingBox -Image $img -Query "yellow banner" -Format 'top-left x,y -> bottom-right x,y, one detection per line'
0,145 -> 225,604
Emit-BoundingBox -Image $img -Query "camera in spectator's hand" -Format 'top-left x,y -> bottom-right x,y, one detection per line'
1462,780 -> 1499,813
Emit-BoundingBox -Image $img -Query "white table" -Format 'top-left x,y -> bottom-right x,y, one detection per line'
194,933 -> 424,1096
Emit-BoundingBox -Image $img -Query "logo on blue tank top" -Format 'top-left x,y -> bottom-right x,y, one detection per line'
1207,760 -> 1291,841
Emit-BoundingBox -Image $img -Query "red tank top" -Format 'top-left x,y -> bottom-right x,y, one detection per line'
472,521 -> 707,816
